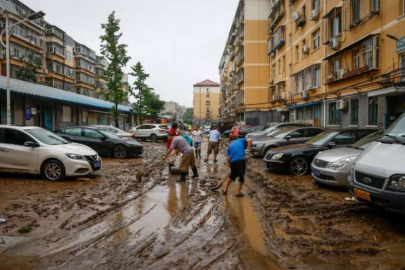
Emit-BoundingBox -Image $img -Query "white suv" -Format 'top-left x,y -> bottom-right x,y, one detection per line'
0,126 -> 101,181
129,124 -> 168,142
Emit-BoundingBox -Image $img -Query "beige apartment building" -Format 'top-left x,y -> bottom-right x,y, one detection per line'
193,79 -> 221,124
220,0 -> 405,128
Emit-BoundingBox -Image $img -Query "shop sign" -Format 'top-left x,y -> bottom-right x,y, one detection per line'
31,108 -> 37,115
25,108 -> 31,120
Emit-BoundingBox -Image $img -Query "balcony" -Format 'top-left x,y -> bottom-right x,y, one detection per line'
232,77 -> 239,91
235,90 -> 244,107
235,47 -> 244,67
268,0 -> 285,33
236,68 -> 244,85
268,26 -> 285,55
234,24 -> 244,46
325,35 -> 380,84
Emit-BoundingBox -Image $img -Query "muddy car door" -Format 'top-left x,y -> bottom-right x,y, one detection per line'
283,129 -> 307,146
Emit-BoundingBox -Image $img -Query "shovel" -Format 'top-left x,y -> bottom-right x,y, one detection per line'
211,173 -> 231,191
136,153 -> 175,181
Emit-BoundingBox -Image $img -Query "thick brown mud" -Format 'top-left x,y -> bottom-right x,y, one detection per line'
0,141 -> 405,269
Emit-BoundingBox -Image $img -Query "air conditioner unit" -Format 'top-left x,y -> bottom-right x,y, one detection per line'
336,100 -> 347,110
293,12 -> 301,22
310,9 -> 319,21
336,69 -> 346,80
330,37 -> 341,50
43,69 -> 48,74
301,91 -> 309,100
302,45 -> 310,55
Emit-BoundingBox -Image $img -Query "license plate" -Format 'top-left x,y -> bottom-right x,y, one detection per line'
354,188 -> 371,202
94,161 -> 101,169
313,169 -> 321,177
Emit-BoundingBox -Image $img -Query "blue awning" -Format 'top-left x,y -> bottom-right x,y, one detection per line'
0,76 -> 131,112
288,101 -> 321,109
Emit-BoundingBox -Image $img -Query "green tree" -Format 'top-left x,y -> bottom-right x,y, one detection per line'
146,92 -> 165,119
129,62 -> 153,124
16,53 -> 41,83
100,11 -> 131,127
183,108 -> 194,124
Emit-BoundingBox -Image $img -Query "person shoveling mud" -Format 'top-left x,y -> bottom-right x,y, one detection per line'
215,138 -> 252,197
164,134 -> 199,182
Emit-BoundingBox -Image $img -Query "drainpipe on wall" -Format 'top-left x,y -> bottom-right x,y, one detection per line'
323,0 -> 327,128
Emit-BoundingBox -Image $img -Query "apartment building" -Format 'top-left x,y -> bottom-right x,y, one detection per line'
193,79 -> 221,123
95,55 -> 108,94
74,42 -> 97,98
44,24 -> 75,92
219,0 -> 271,125
0,0 -> 46,82
220,0 -> 405,128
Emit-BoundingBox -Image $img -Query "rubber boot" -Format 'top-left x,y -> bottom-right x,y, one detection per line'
177,172 -> 187,182
191,166 -> 199,178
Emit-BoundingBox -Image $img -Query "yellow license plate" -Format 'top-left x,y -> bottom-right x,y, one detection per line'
354,188 -> 371,202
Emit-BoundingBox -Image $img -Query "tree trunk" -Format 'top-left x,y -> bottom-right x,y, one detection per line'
115,102 -> 119,128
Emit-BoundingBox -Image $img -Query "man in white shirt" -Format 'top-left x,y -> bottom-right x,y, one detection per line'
192,125 -> 204,158
204,127 -> 221,163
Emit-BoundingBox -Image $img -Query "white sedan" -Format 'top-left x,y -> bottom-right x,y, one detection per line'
90,125 -> 135,139
0,126 -> 101,181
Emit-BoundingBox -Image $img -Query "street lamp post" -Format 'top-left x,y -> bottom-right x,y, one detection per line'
0,10 -> 45,125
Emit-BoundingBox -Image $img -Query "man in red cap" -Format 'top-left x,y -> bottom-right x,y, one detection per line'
166,122 -> 179,169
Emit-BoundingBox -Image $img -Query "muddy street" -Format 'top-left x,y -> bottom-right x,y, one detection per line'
0,142 -> 405,269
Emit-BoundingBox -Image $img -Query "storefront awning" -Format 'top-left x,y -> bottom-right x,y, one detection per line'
368,87 -> 405,97
288,101 -> 322,109
0,76 -> 131,112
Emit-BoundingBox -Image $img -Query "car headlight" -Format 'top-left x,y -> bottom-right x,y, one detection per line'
66,153 -> 86,160
387,175 -> 405,192
271,153 -> 284,160
328,158 -> 351,170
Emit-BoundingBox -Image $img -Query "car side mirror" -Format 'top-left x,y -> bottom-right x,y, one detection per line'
327,142 -> 337,148
285,135 -> 292,141
24,141 -> 39,148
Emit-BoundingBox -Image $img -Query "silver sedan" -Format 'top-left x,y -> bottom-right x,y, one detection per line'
311,131 -> 383,187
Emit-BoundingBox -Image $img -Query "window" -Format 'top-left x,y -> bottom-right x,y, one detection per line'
400,54 -> 405,81
0,129 -> 32,145
311,65 -> 320,88
332,131 -> 356,145
329,102 -> 341,125
296,45 -> 299,62
289,64 -> 292,76
63,106 -> 72,122
65,128 -> 82,136
278,60 -> 281,74
330,13 -> 342,39
313,0 -> 320,10
313,29 -> 320,50
368,97 -> 378,125
206,88 -> 210,93
371,0 -> 380,12
306,128 -> 323,137
83,129 -> 104,139
272,64 -> 276,78
288,129 -> 305,138
302,39 -> 307,57
351,99 -> 359,125
362,38 -> 373,68
282,56 -> 286,72
289,33 -> 292,46
353,50 -> 360,70
302,5 -> 306,18
351,0 -> 361,25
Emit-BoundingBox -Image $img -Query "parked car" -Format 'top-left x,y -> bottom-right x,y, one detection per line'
129,124 -> 168,142
311,131 -> 383,187
55,127 -> 143,158
230,125 -> 252,140
246,123 -> 312,139
91,125 -> 136,139
348,113 -> 405,212
250,127 -> 325,157
223,129 -> 232,138
0,126 -> 101,181
211,121 -> 236,133
204,124 -> 211,134
264,128 -> 378,175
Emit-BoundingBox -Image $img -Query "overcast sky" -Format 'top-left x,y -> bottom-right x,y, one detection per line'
23,0 -> 238,107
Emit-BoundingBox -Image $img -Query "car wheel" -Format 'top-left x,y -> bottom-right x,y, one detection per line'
288,156 -> 309,176
150,134 -> 158,142
113,145 -> 128,159
42,160 -> 66,181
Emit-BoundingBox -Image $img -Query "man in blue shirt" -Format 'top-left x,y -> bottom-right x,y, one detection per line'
220,138 -> 252,197
204,127 -> 221,163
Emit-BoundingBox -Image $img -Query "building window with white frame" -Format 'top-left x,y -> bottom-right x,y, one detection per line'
313,0 -> 320,10
311,65 -> 321,88
313,29 -> 320,50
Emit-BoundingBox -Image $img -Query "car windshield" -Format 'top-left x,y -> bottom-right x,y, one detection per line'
100,130 -> 121,140
253,126 -> 265,131
385,113 -> 405,141
266,127 -> 286,137
274,127 -> 298,139
306,131 -> 339,146
26,129 -> 69,145
351,131 -> 383,150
